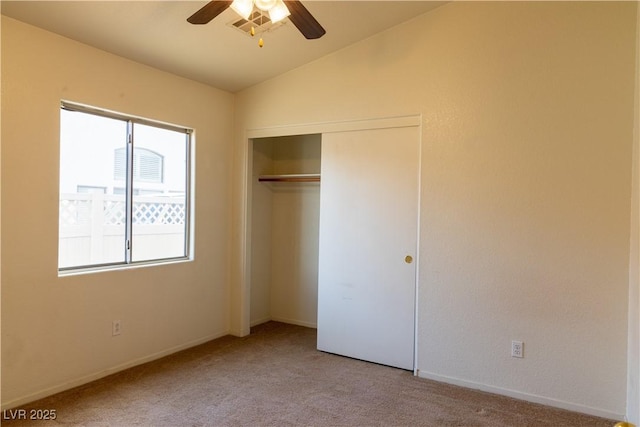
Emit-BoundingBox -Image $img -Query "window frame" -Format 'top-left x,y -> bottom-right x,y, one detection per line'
59,100 -> 193,274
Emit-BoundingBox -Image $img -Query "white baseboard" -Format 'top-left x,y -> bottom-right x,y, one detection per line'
416,370 -> 624,421
250,316 -> 272,327
1,330 -> 228,411
270,316 -> 317,329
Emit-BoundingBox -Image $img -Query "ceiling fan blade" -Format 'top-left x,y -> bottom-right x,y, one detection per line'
187,1 -> 232,25
283,1 -> 326,39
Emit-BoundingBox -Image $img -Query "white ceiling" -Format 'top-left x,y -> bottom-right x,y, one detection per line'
1,1 -> 444,93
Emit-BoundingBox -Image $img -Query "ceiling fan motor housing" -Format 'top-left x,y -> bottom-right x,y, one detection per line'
254,0 -> 277,11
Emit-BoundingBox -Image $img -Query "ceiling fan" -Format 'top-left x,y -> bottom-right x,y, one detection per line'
187,0 -> 326,40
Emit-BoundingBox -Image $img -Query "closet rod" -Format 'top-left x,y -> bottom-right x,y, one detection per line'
258,174 -> 320,183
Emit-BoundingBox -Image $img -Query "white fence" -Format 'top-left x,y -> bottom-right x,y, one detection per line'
59,193 -> 186,268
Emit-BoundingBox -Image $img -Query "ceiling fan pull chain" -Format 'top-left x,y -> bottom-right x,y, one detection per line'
258,12 -> 264,47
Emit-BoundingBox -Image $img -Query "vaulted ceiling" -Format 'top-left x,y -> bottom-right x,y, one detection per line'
1,1 -> 445,93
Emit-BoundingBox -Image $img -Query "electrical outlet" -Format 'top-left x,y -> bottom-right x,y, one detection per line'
511,340 -> 523,358
112,320 -> 122,336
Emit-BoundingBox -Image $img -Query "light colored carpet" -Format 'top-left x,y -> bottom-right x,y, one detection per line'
3,321 -> 616,426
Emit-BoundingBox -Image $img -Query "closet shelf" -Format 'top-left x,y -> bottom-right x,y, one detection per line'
258,174 -> 320,183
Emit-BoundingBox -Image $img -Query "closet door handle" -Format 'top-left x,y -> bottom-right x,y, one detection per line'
405,255 -> 413,264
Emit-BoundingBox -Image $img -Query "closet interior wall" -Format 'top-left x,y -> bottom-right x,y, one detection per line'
250,134 -> 321,328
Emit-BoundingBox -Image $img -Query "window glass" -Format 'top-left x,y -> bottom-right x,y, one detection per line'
131,123 -> 187,262
59,110 -> 127,268
58,103 -> 191,272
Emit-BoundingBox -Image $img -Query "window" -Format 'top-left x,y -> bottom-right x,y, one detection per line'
58,101 -> 191,272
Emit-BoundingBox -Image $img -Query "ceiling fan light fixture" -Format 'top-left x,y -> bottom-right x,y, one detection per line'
254,0 -> 277,12
268,0 -> 290,23
187,0 -> 326,40
230,0 -> 253,20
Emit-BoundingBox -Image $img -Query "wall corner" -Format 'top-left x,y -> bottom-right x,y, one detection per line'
627,2 -> 640,425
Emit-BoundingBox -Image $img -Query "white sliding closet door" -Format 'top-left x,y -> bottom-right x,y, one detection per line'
317,125 -> 420,370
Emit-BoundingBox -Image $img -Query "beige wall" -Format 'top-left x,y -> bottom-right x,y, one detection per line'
233,2 -> 637,419
1,17 -> 234,408
249,139 -> 274,326
628,4 -> 640,425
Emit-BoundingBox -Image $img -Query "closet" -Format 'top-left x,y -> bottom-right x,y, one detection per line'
250,134 -> 322,328
247,118 -> 420,371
